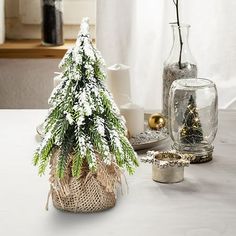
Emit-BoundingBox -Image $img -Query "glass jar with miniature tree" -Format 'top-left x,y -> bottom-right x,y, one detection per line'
162,0 -> 197,118
168,78 -> 218,163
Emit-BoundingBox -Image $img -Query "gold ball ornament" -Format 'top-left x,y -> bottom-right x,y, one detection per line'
148,113 -> 166,130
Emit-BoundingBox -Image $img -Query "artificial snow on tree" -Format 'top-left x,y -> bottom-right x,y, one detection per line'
180,95 -> 204,144
33,18 -> 138,213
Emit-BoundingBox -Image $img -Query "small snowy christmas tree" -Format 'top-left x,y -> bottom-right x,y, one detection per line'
180,95 -> 203,144
33,18 -> 138,212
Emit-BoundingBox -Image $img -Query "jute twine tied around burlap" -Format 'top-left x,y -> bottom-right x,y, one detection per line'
46,149 -> 124,213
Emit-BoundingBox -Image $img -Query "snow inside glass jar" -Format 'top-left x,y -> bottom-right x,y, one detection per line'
162,24 -> 197,118
168,78 -> 218,163
41,0 -> 64,46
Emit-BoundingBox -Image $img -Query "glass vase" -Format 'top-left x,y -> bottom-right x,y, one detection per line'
162,24 -> 197,118
41,0 -> 64,46
168,78 -> 218,163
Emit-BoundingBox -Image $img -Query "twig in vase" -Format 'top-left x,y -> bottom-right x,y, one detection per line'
173,0 -> 183,69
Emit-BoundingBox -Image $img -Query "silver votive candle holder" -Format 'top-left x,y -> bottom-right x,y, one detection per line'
142,150 -> 191,183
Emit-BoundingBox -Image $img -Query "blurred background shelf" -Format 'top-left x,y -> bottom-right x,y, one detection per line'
0,39 -> 76,58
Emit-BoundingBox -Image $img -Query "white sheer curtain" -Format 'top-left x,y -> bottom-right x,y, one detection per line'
96,0 -> 236,109
0,0 -> 4,44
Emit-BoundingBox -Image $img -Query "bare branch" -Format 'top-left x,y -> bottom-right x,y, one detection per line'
174,0 -> 183,69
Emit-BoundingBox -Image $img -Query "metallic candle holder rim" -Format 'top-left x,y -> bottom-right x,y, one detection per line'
141,150 -> 192,183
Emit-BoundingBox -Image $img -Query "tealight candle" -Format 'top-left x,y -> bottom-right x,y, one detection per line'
120,103 -> 144,137
141,150 -> 191,183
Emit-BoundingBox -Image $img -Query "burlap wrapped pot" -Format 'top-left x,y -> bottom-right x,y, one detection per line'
48,150 -> 121,213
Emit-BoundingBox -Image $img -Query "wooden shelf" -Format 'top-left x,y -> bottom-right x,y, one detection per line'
0,40 -> 76,58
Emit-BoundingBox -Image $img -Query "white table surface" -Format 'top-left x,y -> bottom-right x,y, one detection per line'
0,109 -> 236,236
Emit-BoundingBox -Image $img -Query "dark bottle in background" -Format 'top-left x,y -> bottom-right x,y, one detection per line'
41,0 -> 64,46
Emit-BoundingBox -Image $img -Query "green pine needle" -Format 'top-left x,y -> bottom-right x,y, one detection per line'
33,151 -> 40,166
56,152 -> 67,178
38,157 -> 50,176
72,152 -> 83,177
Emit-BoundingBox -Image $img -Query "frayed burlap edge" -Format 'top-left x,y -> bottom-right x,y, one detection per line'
47,149 -> 122,213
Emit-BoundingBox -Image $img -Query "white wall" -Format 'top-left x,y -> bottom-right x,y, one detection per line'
5,0 -> 96,39
0,59 -> 60,108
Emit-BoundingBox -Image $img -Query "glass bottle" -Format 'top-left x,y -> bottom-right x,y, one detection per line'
168,78 -> 218,163
41,0 -> 64,46
162,24 -> 197,118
